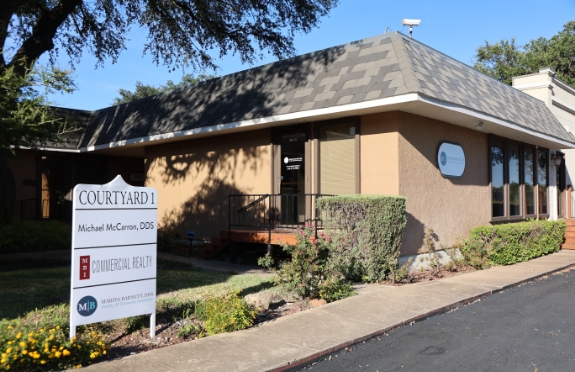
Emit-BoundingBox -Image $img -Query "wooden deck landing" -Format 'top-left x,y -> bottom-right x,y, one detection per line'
198,229 -> 298,259
223,229 -> 298,245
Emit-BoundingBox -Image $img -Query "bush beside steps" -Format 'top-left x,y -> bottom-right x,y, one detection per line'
458,219 -> 566,269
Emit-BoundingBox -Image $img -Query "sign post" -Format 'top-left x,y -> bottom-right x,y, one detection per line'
70,176 -> 158,339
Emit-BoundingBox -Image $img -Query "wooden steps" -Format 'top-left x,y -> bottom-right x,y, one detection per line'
562,219 -> 575,250
196,232 -> 230,259
196,229 -> 298,259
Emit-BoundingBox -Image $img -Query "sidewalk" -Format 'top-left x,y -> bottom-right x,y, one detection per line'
82,250 -> 575,372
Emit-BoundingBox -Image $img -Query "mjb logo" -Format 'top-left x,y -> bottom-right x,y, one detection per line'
440,151 -> 447,166
77,295 -> 97,316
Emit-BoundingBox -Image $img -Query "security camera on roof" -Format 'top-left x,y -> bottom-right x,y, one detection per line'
402,19 -> 421,26
402,19 -> 421,38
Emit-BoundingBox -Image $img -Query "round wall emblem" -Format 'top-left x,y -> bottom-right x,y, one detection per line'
77,295 -> 97,316
437,142 -> 465,178
284,157 -> 289,164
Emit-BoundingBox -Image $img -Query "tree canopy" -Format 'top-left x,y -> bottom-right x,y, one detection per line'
0,0 -> 337,222
473,21 -> 575,85
1,0 -> 337,78
0,65 -> 76,152
112,73 -> 217,105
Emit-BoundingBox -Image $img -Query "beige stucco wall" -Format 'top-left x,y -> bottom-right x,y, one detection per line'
145,129 -> 271,240
397,112 -> 490,255
360,112 -> 399,195
514,70 -> 575,207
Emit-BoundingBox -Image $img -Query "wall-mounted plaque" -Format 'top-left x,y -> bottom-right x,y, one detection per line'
437,142 -> 465,178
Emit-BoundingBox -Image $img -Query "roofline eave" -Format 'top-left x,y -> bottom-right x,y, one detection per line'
37,92 -> 575,154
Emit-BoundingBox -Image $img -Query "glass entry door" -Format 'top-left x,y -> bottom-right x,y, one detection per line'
279,132 -> 306,225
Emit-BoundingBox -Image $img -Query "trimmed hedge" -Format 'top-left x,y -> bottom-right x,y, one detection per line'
317,195 -> 407,282
0,217 -> 71,254
460,220 -> 566,268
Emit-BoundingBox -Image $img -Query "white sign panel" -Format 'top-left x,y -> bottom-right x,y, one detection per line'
70,176 -> 158,337
437,142 -> 466,178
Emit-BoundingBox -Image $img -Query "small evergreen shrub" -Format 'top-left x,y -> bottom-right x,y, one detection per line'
195,292 -> 256,335
157,227 -> 182,253
258,227 -> 354,302
317,195 -> 407,282
460,220 -> 565,267
0,217 -> 71,254
0,322 -> 108,371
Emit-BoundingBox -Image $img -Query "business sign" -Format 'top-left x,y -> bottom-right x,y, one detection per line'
70,176 -> 158,338
284,156 -> 303,170
437,142 -> 465,178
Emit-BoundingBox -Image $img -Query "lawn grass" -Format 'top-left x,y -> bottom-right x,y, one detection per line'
0,258 -> 272,325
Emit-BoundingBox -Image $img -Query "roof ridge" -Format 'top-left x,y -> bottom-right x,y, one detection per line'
390,35 -> 420,93
395,32 -> 557,108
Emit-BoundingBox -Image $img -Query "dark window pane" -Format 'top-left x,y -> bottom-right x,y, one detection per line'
508,142 -> 520,216
524,147 -> 535,215
538,149 -> 548,214
492,139 -> 505,217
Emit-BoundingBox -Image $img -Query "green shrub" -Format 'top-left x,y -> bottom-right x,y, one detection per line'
157,227 -> 182,253
460,220 -> 565,267
317,195 -> 407,282
0,322 -> 108,371
122,315 -> 149,334
0,217 -> 71,254
260,227 -> 354,301
195,292 -> 256,335
318,280 -> 355,303
177,322 -> 204,339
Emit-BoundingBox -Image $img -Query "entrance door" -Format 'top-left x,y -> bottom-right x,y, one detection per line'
273,129 -> 309,226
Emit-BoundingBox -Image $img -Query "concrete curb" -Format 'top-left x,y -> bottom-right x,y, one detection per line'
273,259 -> 575,372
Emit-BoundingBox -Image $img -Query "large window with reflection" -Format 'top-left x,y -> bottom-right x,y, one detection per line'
490,136 -> 548,220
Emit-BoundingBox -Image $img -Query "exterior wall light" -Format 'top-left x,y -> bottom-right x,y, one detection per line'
551,151 -> 564,167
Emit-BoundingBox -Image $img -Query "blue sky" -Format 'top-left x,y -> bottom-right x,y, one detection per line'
40,0 -> 575,111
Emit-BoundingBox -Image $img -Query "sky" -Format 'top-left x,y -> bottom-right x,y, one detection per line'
37,0 -> 575,111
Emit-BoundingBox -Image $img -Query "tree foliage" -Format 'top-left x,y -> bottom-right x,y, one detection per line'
0,64 -> 76,151
1,0 -> 337,77
112,73 -> 217,105
474,21 -> 575,85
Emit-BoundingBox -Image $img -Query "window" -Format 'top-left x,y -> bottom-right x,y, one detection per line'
491,139 -> 504,217
319,122 -> 357,195
524,146 -> 535,215
490,136 -> 548,220
538,149 -> 548,215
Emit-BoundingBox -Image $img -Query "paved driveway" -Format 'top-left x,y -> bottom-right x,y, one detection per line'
296,269 -> 575,372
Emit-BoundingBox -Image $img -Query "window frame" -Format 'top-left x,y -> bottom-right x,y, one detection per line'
489,135 -> 548,222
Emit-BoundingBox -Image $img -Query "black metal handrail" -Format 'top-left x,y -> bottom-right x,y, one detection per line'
20,198 -> 38,220
228,193 -> 334,245
236,194 -> 270,213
